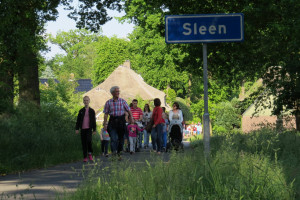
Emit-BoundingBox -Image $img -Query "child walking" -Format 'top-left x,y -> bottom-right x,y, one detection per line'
76,96 -> 96,162
100,122 -> 110,157
127,120 -> 144,154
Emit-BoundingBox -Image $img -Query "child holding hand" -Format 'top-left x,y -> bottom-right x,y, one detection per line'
100,122 -> 110,157
127,120 -> 143,154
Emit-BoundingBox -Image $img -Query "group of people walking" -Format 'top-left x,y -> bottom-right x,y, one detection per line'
75,86 -> 184,162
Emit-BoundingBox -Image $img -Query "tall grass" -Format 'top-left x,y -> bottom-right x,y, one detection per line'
66,129 -> 298,200
0,103 -> 101,174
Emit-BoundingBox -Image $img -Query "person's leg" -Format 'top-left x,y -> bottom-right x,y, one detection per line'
117,129 -> 124,154
139,130 -> 143,148
143,129 -> 148,147
163,132 -> 167,148
87,129 -> 93,155
104,140 -> 109,155
80,129 -> 88,158
156,124 -> 163,152
133,137 -> 136,152
109,128 -> 118,154
151,128 -> 157,151
101,140 -> 105,155
129,137 -> 134,152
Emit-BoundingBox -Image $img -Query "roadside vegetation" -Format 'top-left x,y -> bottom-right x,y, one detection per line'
66,129 -> 299,200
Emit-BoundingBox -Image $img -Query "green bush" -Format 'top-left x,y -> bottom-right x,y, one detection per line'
0,102 -> 102,174
213,98 -> 241,133
0,103 -> 79,173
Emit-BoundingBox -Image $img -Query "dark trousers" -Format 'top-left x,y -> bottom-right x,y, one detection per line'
108,115 -> 126,154
81,128 -> 93,158
109,128 -> 124,154
101,140 -> 109,155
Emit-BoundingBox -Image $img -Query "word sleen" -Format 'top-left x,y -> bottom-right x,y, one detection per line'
182,23 -> 226,36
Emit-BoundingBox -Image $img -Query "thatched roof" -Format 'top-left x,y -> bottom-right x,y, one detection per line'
84,64 -> 167,113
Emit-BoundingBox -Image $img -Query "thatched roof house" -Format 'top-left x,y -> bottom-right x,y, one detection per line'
242,95 -> 296,132
84,61 -> 168,115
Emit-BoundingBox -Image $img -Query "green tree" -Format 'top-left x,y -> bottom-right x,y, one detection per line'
128,15 -> 189,95
0,0 -> 124,110
40,66 -> 56,79
120,0 -> 300,130
93,36 -> 130,84
49,29 -> 100,79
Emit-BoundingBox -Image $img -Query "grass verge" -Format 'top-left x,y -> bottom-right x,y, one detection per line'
65,129 -> 298,200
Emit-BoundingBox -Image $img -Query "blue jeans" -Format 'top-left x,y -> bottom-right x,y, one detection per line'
162,132 -> 167,148
151,123 -> 163,152
143,129 -> 150,146
109,128 -> 124,154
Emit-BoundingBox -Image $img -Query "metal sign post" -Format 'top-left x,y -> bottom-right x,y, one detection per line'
202,43 -> 210,157
165,13 -> 244,157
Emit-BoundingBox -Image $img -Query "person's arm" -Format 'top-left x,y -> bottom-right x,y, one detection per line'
179,110 -> 183,123
92,109 -> 97,133
103,101 -> 110,130
100,129 -> 103,140
103,113 -> 109,130
169,110 -> 173,122
123,100 -> 134,122
136,125 -> 144,132
75,109 -> 81,134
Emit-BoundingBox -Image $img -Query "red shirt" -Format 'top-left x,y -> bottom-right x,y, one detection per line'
152,106 -> 165,125
130,107 -> 143,121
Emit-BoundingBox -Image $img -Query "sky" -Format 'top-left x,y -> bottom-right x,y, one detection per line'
43,5 -> 134,60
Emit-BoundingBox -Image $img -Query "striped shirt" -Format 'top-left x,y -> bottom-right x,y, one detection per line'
103,98 -> 130,116
130,107 -> 143,121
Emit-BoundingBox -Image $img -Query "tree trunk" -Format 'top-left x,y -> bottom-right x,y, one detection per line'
0,65 -> 14,112
18,50 -> 40,106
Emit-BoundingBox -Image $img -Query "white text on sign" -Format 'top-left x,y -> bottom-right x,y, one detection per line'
182,23 -> 227,35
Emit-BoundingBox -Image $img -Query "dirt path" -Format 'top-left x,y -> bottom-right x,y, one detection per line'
0,141 -> 190,200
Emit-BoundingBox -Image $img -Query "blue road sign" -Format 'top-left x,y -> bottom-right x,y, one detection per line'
165,13 -> 244,43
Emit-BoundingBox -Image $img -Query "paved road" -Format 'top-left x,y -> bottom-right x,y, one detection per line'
0,141 -> 190,200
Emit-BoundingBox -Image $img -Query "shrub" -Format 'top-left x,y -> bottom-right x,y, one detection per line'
0,102 -> 101,174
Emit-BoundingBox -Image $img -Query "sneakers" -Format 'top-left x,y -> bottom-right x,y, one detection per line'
83,157 -> 88,162
88,154 -> 93,161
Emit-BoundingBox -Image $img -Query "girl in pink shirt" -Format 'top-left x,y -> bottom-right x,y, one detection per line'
127,121 -> 143,154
